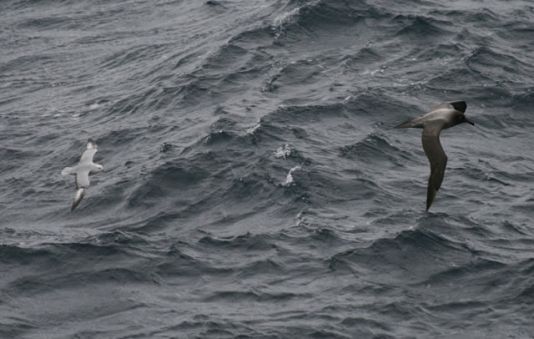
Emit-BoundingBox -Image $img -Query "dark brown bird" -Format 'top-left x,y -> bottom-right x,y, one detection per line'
396,101 -> 474,210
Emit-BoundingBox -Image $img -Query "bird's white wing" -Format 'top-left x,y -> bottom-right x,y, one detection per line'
80,140 -> 97,164
75,169 -> 91,188
61,166 -> 76,176
422,122 -> 448,210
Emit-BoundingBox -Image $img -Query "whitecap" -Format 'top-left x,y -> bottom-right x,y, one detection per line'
283,166 -> 301,186
246,123 -> 261,135
274,144 -> 292,159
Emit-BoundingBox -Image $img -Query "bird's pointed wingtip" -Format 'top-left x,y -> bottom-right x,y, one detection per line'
71,188 -> 85,211
426,194 -> 434,211
71,198 -> 78,211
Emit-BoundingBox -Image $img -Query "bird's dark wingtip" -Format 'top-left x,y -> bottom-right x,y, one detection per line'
71,199 -> 80,211
71,188 -> 85,211
426,188 -> 436,211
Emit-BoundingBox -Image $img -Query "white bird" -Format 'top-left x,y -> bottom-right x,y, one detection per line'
61,139 -> 104,211
396,101 -> 474,210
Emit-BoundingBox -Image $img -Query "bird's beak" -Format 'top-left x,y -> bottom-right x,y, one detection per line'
465,118 -> 475,126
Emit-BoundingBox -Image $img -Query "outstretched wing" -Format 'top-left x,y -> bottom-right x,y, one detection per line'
75,169 -> 90,189
61,166 -> 76,176
422,123 -> 448,210
80,140 -> 97,164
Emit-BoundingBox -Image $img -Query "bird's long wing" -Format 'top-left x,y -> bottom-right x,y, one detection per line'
75,169 -> 90,189
422,123 -> 448,210
80,140 -> 97,164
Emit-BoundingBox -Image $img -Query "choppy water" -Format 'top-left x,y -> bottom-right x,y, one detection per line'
1,0 -> 534,337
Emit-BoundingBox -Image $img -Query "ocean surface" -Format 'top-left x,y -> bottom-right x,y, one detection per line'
1,0 -> 534,337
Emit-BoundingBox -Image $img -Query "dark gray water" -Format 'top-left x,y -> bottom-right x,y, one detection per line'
1,0 -> 534,337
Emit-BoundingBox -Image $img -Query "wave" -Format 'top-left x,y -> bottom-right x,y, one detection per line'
394,15 -> 451,39
3,0 -> 534,337
327,227 -> 476,279
339,133 -> 404,165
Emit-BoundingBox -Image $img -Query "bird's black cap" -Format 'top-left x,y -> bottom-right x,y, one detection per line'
450,101 -> 466,113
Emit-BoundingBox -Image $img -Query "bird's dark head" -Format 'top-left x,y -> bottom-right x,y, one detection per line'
450,101 -> 467,113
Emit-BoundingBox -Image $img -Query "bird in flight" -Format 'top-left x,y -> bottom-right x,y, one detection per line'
396,101 -> 474,210
61,139 -> 104,211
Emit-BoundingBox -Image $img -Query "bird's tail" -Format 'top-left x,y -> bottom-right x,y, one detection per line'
395,118 -> 420,128
71,188 -> 85,211
61,166 -> 76,176
396,121 -> 413,128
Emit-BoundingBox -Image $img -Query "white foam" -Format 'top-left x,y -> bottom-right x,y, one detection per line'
283,166 -> 301,186
246,123 -> 261,135
274,144 -> 292,159
273,7 -> 300,28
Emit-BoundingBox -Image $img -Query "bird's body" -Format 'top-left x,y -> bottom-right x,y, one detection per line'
396,101 -> 474,210
61,140 -> 103,211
